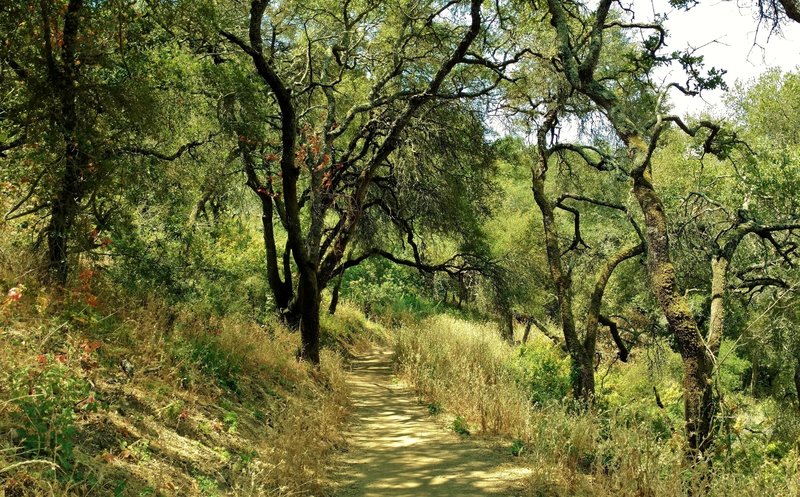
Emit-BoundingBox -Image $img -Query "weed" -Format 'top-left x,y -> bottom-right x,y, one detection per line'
510,438 -> 525,457
452,416 -> 470,436
6,362 -> 97,474
427,402 -> 442,415
223,410 -> 238,433
195,475 -> 220,496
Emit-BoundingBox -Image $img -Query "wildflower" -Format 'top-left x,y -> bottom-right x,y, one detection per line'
7,287 -> 22,302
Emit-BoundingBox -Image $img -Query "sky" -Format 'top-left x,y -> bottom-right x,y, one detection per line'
630,0 -> 800,116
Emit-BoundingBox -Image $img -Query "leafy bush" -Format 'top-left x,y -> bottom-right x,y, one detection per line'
452,416 -> 471,436
508,344 -> 570,405
6,362 -> 97,473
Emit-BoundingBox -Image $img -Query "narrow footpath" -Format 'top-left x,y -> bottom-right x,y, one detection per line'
333,349 -> 528,497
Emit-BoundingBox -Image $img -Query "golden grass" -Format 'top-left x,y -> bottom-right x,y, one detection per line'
0,281 -> 353,496
394,315 -> 530,435
392,315 -> 800,497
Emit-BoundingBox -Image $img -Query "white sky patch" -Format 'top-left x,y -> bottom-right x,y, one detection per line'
631,0 -> 800,115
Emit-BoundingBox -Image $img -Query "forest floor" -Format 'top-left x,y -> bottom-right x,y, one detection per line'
332,348 -> 530,497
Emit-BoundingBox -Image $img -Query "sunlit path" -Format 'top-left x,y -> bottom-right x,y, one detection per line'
334,349 -> 528,497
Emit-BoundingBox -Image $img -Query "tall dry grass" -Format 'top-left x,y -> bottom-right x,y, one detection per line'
392,315 -> 800,497
394,315 -> 530,435
0,272 -> 353,496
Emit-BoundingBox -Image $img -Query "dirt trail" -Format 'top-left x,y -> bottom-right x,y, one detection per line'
333,349 -> 528,497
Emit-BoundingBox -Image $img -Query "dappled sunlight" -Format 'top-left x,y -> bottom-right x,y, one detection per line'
335,350 -> 527,497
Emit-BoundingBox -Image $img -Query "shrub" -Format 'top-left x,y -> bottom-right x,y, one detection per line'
508,343 -> 570,405
6,362 -> 97,474
452,416 -> 471,436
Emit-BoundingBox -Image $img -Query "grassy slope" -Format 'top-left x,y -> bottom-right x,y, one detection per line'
0,282 -> 384,496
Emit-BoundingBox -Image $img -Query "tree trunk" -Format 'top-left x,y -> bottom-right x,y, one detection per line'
328,275 -> 342,315
794,357 -> 800,412
632,171 -> 715,459
532,170 -> 594,403
601,315 -> 629,362
522,321 -> 533,343
257,195 -> 293,311
501,312 -> 514,342
584,243 -> 644,368
44,0 -> 85,286
707,255 -> 730,356
46,161 -> 80,285
297,273 -> 321,364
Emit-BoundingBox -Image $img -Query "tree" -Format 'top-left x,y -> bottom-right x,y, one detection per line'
527,103 -> 645,403
532,0 -> 732,458
204,0 -> 519,363
1,1 -> 211,285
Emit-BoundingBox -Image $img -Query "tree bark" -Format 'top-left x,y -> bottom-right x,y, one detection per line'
501,312 -> 514,342
584,243 -> 644,367
521,321 -> 533,343
778,0 -> 800,23
328,275 -> 342,315
259,196 -> 293,311
532,167 -> 594,403
707,255 -> 730,356
794,356 -> 800,412
297,276 -> 321,363
601,315 -> 629,362
632,170 -> 714,458
44,0 -> 85,285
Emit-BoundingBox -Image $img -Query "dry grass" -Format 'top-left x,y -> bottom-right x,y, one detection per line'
0,276 -> 353,496
394,315 -> 530,435
392,315 -> 800,497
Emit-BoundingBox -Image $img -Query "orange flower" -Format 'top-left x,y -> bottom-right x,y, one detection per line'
7,287 -> 22,302
81,340 -> 102,355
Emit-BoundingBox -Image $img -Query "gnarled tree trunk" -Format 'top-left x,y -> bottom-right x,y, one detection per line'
532,165 -> 594,404
632,169 -> 715,458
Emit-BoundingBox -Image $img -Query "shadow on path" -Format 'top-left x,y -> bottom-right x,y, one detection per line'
334,349 -> 527,497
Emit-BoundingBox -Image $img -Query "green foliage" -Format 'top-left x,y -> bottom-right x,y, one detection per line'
222,410 -> 238,433
451,416 -> 471,436
6,363 -> 97,474
174,333 -> 243,392
339,259 -> 431,319
717,341 -> 751,393
195,475 -> 220,496
426,402 -> 442,415
508,344 -> 571,405
510,438 -> 526,457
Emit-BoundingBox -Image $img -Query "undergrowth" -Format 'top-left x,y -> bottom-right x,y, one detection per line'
393,315 -> 800,496
0,264 -> 359,496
